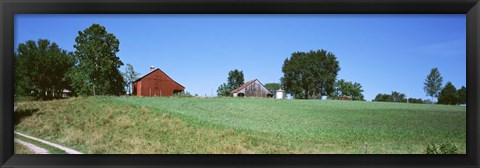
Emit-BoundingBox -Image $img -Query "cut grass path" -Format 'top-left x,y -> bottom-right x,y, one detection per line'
15,131 -> 82,154
15,139 -> 50,154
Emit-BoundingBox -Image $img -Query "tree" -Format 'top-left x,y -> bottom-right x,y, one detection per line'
438,82 -> 458,105
123,64 -> 140,95
15,39 -> 74,99
407,98 -> 425,104
333,79 -> 364,101
281,50 -> 340,99
373,91 -> 406,102
70,24 -> 125,96
391,91 -> 407,102
424,68 -> 443,102
373,93 -> 390,102
457,86 -> 466,104
216,69 -> 245,97
227,69 -> 244,91
217,83 -> 231,97
265,83 -> 281,95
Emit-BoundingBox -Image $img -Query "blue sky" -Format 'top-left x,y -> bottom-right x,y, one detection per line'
15,14 -> 466,100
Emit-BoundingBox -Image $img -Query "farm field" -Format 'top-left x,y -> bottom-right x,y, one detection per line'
14,96 -> 466,154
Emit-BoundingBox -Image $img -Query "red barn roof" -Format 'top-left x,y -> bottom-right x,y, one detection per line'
133,68 -> 184,88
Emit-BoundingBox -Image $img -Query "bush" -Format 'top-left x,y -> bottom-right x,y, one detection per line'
173,92 -> 193,98
425,143 -> 459,154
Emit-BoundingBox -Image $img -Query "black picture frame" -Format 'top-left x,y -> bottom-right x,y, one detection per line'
1,0 -> 479,168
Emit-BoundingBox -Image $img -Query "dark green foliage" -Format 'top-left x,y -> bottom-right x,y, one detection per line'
217,83 -> 231,97
217,69 -> 245,97
265,83 -> 281,95
391,91 -> 407,103
457,86 -> 466,104
373,91 -> 407,103
332,79 -> 364,101
227,69 -> 244,91
407,98 -> 425,104
424,68 -> 443,102
373,93 -> 393,102
70,24 -> 125,96
14,39 -> 74,99
438,82 -> 458,105
425,143 -> 459,154
281,50 -> 340,99
123,64 -> 140,95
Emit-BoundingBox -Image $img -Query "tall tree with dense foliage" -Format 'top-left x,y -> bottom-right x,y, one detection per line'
70,24 -> 125,96
457,86 -> 466,104
281,50 -> 340,99
15,39 -> 74,99
216,69 -> 245,97
227,69 -> 244,91
333,79 -> 365,101
438,82 -> 458,105
123,64 -> 140,95
424,68 -> 443,102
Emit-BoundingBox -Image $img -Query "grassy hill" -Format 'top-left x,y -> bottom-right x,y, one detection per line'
14,96 -> 466,154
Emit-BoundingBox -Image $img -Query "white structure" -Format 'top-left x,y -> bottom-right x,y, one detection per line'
275,89 -> 284,99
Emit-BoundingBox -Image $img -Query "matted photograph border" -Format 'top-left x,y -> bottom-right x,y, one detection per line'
1,0 -> 479,167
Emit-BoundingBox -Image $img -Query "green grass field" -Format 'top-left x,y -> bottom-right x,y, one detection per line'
14,96 -> 466,154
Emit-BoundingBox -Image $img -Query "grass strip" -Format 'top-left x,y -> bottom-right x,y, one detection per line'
15,134 -> 67,154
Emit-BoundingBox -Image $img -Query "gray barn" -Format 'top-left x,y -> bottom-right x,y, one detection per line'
231,79 -> 273,98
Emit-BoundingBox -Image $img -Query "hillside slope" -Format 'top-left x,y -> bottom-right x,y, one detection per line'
14,96 -> 466,154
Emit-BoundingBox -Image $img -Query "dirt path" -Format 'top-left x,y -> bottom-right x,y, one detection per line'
15,131 -> 83,154
15,139 -> 50,154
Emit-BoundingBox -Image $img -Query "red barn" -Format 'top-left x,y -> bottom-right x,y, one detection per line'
132,66 -> 185,97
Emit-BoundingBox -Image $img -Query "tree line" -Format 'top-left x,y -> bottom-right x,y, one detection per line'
373,68 -> 466,105
217,49 -> 365,100
216,49 -> 465,106
15,24 -> 140,100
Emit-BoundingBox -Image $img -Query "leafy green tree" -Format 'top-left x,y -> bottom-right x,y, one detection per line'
373,93 -> 392,102
123,64 -> 140,95
15,39 -> 74,99
217,83 -> 231,97
333,79 -> 364,101
227,69 -> 244,91
424,68 -> 443,102
70,24 -> 125,96
281,50 -> 340,99
457,86 -> 466,104
438,82 -> 458,105
373,91 -> 406,102
265,83 -> 281,95
216,69 -> 245,97
391,91 -> 407,102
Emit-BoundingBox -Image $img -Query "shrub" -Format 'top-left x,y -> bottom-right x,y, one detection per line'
425,143 -> 459,154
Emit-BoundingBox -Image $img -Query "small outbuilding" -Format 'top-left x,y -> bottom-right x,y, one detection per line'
231,79 -> 273,98
132,66 -> 185,97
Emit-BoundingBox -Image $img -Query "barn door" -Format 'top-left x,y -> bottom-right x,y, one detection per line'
154,87 -> 160,96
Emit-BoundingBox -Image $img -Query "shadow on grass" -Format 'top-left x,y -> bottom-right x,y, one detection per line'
14,108 -> 39,125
